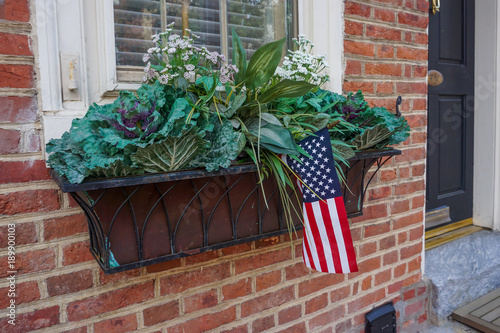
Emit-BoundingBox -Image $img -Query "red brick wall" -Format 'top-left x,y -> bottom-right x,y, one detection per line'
0,1 -> 428,332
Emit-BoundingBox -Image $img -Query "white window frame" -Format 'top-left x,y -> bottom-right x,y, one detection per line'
35,0 -> 343,148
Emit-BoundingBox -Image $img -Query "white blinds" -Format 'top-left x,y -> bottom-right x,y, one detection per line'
113,0 -> 293,68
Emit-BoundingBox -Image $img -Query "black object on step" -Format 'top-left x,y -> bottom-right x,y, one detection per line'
365,302 -> 396,333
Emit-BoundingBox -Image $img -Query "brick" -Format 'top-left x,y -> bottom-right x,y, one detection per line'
256,270 -> 282,292
375,269 -> 392,286
255,235 -> 281,249
415,32 -> 428,44
221,241 -> 253,256
0,33 -> 31,56
0,248 -> 55,277
62,240 -> 93,266
417,285 -> 426,296
0,306 -> 58,331
222,278 -> 252,301
377,82 -> 394,94
397,146 -> 426,163
305,293 -> 328,314
374,8 -> 396,22
351,226 -> 362,242
398,12 -> 429,29
344,40 -> 375,57
406,299 -> 424,317
388,280 -> 404,294
331,285 -> 351,303
366,25 -> 402,41
0,281 -> 40,308
345,1 -> 371,17
380,235 -> 396,250
368,186 -> 391,201
183,250 -> 219,265
400,167 -> 410,178
345,20 -> 364,36
252,315 -> 275,333
47,269 -> 93,296
143,300 -> 179,326
278,305 -> 302,324
43,214 -> 87,241
234,248 -> 291,274
416,0 -> 429,12
0,160 -> 50,184
343,81 -> 374,94
309,306 -> 345,330
221,325 -> 248,333
377,45 -> 395,58
336,319 -> 353,332
63,327 -> 88,333
410,225 -> 424,241
67,281 -> 154,321
298,274 -> 344,297
345,60 -> 362,75
146,258 -> 181,273
168,306 -> 236,333
373,0 -> 404,5
241,286 -> 295,317
413,65 -> 428,78
403,289 -> 416,301
365,221 -> 391,238
285,262 -> 310,280
405,31 -> 413,42
352,203 -> 387,223
398,231 -> 408,245
0,65 -> 33,88
277,322 -> 307,333
99,268 -> 141,285
401,242 -> 422,260
361,275 -> 372,291
184,289 -> 218,313
359,241 -> 377,257
358,256 -> 381,273
404,64 -> 413,78
397,46 -> 427,61
94,314 -> 137,333
403,273 -> 422,286
380,170 -> 397,182
394,263 -> 406,277
394,212 -> 424,230
0,222 -> 37,248
396,82 -> 427,94
0,189 -> 60,215
348,288 -> 386,314
412,164 -> 425,177
0,96 -> 37,122
391,199 -> 410,215
418,312 -> 428,324
0,0 -> 30,21
0,129 -> 20,154
383,250 -> 399,266
395,180 -> 425,196
411,131 -> 427,145
161,263 -> 230,294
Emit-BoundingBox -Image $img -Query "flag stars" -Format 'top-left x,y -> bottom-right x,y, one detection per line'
321,147 -> 327,152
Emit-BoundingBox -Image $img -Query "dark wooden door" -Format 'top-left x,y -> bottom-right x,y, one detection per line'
427,0 -> 474,226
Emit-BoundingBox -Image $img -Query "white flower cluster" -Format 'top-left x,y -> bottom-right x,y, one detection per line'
142,23 -> 238,86
273,35 -> 329,86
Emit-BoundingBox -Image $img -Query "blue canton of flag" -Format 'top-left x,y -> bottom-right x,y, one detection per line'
286,128 -> 358,274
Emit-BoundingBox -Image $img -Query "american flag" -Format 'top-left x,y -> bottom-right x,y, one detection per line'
286,128 -> 358,273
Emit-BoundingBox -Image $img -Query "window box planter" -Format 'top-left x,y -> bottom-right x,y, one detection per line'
50,149 -> 400,274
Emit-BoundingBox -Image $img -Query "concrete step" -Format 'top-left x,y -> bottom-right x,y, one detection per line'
425,230 -> 500,325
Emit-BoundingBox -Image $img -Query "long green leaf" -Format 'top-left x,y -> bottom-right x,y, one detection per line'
245,38 -> 285,90
258,79 -> 316,103
231,28 -> 247,87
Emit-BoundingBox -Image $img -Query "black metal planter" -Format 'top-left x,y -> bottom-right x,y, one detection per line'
51,149 -> 400,274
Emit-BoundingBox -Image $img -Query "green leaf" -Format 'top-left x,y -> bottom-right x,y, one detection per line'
331,141 -> 356,160
188,117 -> 241,172
131,128 -> 209,173
259,113 -> 282,126
223,92 -> 246,118
351,124 -> 393,150
244,118 -> 298,155
245,38 -> 285,90
88,160 -> 144,178
258,79 -> 316,103
231,28 -> 247,87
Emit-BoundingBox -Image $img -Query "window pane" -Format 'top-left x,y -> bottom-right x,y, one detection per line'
227,0 -> 292,59
113,0 -> 295,69
114,0 -> 162,67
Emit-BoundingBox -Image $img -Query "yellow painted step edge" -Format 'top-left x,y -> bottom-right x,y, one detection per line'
425,218 -> 473,240
426,225 -> 483,251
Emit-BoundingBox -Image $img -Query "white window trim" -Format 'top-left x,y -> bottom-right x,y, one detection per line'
35,0 -> 344,147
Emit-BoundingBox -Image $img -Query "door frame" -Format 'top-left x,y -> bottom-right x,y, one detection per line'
473,0 -> 500,231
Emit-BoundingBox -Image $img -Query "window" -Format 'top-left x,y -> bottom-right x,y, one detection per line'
113,0 -> 296,82
35,0 -> 343,145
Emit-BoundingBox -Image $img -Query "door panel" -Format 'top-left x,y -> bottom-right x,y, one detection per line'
426,0 -> 474,226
